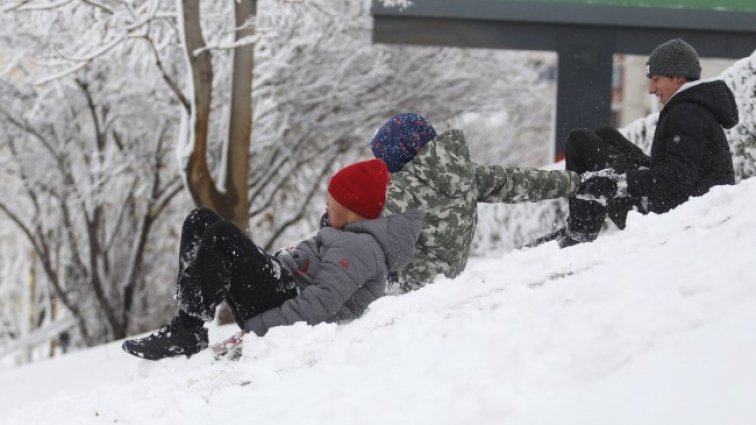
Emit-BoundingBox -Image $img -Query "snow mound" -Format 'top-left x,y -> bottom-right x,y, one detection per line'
1,179 -> 756,425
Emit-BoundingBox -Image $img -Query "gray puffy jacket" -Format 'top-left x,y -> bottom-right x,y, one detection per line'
244,210 -> 422,336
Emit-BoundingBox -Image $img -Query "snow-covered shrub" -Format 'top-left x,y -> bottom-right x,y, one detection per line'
722,51 -> 756,180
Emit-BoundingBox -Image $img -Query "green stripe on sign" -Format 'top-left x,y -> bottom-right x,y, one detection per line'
489,0 -> 756,13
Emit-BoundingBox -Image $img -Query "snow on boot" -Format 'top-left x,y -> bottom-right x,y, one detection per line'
122,316 -> 208,361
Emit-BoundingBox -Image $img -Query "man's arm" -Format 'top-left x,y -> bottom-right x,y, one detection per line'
474,164 -> 579,203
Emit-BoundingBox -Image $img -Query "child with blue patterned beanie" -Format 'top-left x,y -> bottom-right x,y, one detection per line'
370,112 -> 437,173
367,112 -> 580,291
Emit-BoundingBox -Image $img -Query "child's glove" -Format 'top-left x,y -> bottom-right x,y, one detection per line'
320,212 -> 330,228
211,331 -> 245,360
576,169 -> 628,205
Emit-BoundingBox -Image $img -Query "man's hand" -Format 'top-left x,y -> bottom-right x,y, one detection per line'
576,169 -> 628,204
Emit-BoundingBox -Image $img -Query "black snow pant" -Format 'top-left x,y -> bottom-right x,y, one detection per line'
175,208 -> 297,328
565,127 -> 650,237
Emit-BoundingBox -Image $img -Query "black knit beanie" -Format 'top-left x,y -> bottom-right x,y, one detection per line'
645,38 -> 701,80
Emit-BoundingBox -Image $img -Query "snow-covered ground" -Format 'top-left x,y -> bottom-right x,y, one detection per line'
2,178 -> 756,425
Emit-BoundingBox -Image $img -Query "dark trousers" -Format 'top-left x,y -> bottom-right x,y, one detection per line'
565,127 -> 650,235
175,208 -> 297,328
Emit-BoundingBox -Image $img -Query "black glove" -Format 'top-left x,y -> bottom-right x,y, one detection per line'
578,176 -> 618,199
576,169 -> 627,203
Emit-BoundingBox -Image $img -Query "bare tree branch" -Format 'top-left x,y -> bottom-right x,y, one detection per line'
262,146 -> 346,251
103,180 -> 138,254
152,177 -> 184,218
79,0 -> 115,14
1,0 -> 72,13
143,34 -> 190,111
120,124 -> 170,331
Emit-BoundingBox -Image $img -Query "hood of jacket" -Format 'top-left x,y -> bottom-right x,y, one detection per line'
665,78 -> 738,129
399,129 -> 474,198
343,209 -> 422,273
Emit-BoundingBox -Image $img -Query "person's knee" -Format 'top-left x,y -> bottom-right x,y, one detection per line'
192,207 -> 219,221
594,126 -> 620,138
594,126 -> 626,147
205,220 -> 241,241
183,207 -> 219,231
565,128 -> 600,156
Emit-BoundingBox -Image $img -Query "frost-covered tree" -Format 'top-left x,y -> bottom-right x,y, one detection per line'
175,0 -> 255,231
0,3 -> 187,348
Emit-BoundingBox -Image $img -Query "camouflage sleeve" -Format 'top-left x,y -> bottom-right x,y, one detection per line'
473,164 -> 579,203
397,260 -> 438,292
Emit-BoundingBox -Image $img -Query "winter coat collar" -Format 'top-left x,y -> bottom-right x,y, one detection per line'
341,209 -> 422,273
664,78 -> 738,129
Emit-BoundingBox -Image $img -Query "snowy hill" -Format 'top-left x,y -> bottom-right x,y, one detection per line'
2,179 -> 756,425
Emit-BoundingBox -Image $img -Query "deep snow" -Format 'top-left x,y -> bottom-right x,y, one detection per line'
1,178 -> 756,425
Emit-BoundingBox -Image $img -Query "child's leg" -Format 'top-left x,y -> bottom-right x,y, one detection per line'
177,220 -> 297,327
177,207 -> 223,287
172,208 -> 223,326
121,209 -> 243,360
211,222 -> 298,327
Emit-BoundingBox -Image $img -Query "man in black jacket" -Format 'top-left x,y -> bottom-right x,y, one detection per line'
539,38 -> 738,248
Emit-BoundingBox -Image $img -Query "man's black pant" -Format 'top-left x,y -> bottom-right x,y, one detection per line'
175,208 -> 297,328
565,127 -> 650,236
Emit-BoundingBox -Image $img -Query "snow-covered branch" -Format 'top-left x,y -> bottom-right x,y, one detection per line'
193,34 -> 261,56
0,3 -> 190,354
0,0 -> 73,13
79,0 -> 116,14
376,0 -> 413,10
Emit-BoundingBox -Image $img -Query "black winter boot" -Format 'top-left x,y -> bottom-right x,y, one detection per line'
557,229 -> 581,249
525,227 -> 568,248
525,226 -> 596,249
122,316 -> 208,360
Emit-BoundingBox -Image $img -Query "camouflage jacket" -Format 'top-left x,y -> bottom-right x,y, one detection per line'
384,129 -> 579,291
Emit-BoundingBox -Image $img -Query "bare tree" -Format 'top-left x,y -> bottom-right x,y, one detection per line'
0,4 -> 188,345
177,0 -> 256,231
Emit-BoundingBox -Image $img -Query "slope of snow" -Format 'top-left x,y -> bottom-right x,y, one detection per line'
2,178 -> 756,425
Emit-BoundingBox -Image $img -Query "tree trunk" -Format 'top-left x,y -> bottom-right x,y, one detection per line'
179,0 -> 255,232
225,0 -> 256,233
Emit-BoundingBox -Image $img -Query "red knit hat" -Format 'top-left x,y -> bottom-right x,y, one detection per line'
328,159 -> 390,219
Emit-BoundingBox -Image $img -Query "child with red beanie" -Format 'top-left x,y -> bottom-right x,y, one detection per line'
122,159 -> 422,360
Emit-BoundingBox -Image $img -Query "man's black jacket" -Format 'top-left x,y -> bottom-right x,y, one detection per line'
627,79 -> 738,214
